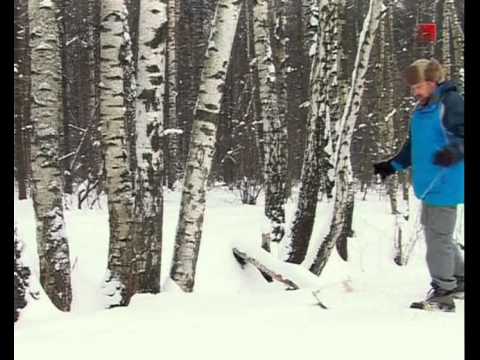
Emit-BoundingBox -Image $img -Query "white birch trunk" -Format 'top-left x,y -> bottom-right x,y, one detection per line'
245,0 -> 264,172
28,0 -> 72,311
272,0 -> 290,197
122,10 -> 138,174
284,0 -> 337,264
302,0 -> 318,62
99,0 -> 135,307
14,0 -> 30,201
326,0 -> 344,165
377,10 -> 398,215
166,0 -> 182,188
323,0 -> 342,197
169,0 -> 243,292
86,0 -> 102,186
442,0 -> 452,78
310,0 -> 385,275
447,0 -> 464,95
252,0 -> 288,244
132,0 -> 167,294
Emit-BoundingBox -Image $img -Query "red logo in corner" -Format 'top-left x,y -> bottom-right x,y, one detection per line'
417,23 -> 437,43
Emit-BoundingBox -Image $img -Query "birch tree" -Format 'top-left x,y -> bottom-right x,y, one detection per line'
59,0 -> 78,195
99,0 -> 135,307
285,0 -> 338,264
132,0 -> 167,294
169,0 -> 243,292
375,6 -> 398,215
85,0 -> 102,191
441,0 -> 452,78
215,9 -> 263,198
284,0 -> 309,183
14,0 -> 30,200
252,0 -> 289,244
166,0 -> 182,188
271,0 -> 290,191
310,0 -> 385,275
28,0 -> 73,311
245,0 -> 264,174
302,0 -> 318,67
326,0 -> 344,165
122,6 -> 138,175
178,0 -> 215,165
446,0 -> 464,95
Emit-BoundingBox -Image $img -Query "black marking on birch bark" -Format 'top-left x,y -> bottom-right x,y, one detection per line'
210,70 -> 226,80
145,22 -> 168,49
138,89 -> 161,112
146,64 -> 161,73
150,75 -> 164,86
196,108 -> 219,124
194,148 -> 206,167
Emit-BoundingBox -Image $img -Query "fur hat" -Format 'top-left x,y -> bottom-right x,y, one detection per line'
404,58 -> 446,86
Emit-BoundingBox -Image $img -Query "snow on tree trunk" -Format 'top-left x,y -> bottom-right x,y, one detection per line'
283,0 -> 308,184
28,0 -> 73,311
169,0 -> 243,292
122,10 -> 138,175
385,4 -> 400,216
179,0 -> 215,167
302,0 -> 318,64
59,0 -> 76,195
245,0 -> 264,173
447,0 -> 464,95
272,0 -> 291,196
284,0 -> 338,264
310,0 -> 385,275
99,0 -> 136,307
252,0 -> 288,244
442,0 -> 452,78
14,224 -> 31,323
326,0 -> 344,165
131,0 -> 167,294
86,0 -> 102,185
376,9 -> 398,215
166,0 -> 182,189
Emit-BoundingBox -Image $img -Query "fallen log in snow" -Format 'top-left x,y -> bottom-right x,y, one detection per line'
232,242 -> 324,288
232,245 -> 329,309
233,248 -> 299,289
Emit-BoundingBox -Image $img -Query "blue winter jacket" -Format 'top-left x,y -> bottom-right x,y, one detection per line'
390,81 -> 464,206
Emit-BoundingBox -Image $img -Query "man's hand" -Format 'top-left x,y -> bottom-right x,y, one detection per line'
373,161 -> 395,181
433,148 -> 458,167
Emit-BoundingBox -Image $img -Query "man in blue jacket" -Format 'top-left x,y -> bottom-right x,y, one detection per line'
373,58 -> 464,312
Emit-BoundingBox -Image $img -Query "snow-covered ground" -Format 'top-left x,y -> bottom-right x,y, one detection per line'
14,187 -> 464,360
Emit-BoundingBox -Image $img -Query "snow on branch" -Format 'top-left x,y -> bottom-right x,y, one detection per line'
232,241 -> 322,289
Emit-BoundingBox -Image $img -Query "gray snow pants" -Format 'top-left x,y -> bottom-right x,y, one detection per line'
421,203 -> 464,291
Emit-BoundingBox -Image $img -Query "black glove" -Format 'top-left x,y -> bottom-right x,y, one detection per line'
433,148 -> 458,167
373,161 -> 395,180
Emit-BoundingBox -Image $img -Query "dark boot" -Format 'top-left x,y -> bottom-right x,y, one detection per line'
410,285 -> 455,312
